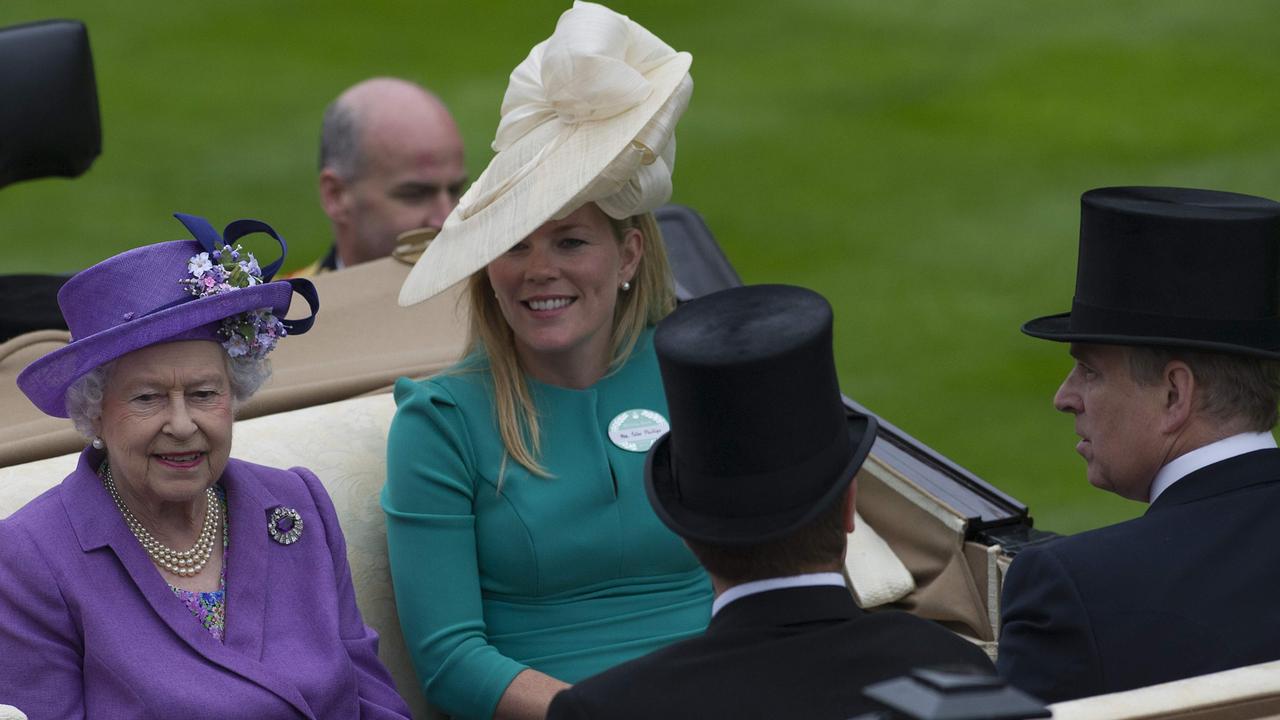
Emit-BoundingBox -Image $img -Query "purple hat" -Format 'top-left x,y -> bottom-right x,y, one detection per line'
17,213 -> 319,417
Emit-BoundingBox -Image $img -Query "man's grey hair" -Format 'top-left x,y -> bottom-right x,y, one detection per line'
66,354 -> 272,440
1126,345 -> 1280,432
318,97 -> 363,180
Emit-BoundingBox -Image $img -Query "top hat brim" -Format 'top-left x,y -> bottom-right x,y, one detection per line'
17,280 -> 294,418
1022,311 -> 1280,360
645,411 -> 879,546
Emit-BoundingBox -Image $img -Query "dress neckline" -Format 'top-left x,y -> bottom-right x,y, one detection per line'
167,484 -> 229,642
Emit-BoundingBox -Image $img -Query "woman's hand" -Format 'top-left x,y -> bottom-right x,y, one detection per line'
494,669 -> 571,720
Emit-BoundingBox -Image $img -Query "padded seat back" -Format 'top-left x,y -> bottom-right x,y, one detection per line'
0,20 -> 101,189
2,394 -> 928,717
0,256 -> 468,467
1048,659 -> 1280,719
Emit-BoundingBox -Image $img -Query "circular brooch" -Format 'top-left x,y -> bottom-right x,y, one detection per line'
268,506 -> 304,545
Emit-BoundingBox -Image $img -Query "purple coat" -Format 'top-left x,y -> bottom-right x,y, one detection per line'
0,449 -> 411,719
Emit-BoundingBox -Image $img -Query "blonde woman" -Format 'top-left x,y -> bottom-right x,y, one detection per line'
384,3 -> 711,719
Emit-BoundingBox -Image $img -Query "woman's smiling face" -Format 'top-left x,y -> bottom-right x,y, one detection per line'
486,203 -> 642,385
96,340 -> 234,509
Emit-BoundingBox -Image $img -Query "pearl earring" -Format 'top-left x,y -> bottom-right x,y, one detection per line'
92,437 -> 105,450
620,281 -> 632,292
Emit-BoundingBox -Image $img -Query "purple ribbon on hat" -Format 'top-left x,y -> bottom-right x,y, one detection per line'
16,212 -> 321,418
173,213 -> 318,335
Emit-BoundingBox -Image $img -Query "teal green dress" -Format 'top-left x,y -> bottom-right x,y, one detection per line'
383,330 -> 713,720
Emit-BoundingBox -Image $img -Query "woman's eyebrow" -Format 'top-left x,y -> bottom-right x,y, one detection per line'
548,223 -> 589,233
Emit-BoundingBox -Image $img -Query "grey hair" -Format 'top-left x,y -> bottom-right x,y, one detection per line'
1126,345 -> 1280,432
318,97 -> 363,179
65,354 -> 272,441
227,355 -> 272,403
66,361 -> 114,439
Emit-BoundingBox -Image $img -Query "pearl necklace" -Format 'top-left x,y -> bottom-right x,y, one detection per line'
100,462 -> 221,577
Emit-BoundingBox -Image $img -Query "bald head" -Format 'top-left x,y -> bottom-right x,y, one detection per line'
319,77 -> 466,266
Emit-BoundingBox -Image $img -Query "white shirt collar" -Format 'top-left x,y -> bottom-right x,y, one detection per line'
711,572 -> 846,617
1149,431 -> 1277,503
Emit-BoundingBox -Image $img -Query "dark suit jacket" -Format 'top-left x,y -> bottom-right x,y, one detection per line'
547,584 -> 995,719
998,448 -> 1280,703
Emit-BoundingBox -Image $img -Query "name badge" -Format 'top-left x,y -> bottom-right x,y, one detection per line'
608,409 -> 670,452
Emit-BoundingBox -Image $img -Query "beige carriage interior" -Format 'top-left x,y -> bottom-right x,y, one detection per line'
3,250 -> 1278,720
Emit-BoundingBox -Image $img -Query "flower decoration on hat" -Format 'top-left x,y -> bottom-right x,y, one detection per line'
181,241 -> 286,360
15,212 -> 320,419
169,211 -> 319,361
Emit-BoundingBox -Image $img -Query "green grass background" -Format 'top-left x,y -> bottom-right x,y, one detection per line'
4,1 -> 1280,534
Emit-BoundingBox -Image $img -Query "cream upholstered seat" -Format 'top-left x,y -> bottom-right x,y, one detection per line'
1047,659 -> 1280,719
231,394 -> 425,715
6,397 -> 1280,718
0,392 -> 924,716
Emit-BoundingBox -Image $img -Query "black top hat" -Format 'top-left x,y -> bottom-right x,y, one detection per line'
1023,186 -> 1280,358
645,284 -> 878,546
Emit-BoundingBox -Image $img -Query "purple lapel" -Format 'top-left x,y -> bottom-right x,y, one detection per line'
62,450 -> 316,718
222,459 -> 273,658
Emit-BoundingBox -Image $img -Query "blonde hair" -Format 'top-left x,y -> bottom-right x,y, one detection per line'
463,210 -> 675,476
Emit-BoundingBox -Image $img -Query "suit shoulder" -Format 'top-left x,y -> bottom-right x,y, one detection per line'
1,480 -> 69,530
396,356 -> 490,397
554,633 -> 705,703
855,611 -> 995,669
1017,509 -> 1164,570
226,457 -> 306,484
224,458 -> 328,507
0,491 -> 61,559
0,483 -> 78,596
547,650 -> 684,720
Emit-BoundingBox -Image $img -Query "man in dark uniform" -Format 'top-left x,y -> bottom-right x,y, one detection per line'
999,186 -> 1280,702
548,284 -> 994,720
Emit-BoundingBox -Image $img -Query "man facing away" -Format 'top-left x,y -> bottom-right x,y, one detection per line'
998,186 -> 1280,702
548,284 -> 994,720
299,77 -> 465,276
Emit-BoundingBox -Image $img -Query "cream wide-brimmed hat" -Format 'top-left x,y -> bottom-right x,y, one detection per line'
397,1 -> 693,306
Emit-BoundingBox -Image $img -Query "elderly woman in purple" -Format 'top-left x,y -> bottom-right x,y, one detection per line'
0,215 -> 410,719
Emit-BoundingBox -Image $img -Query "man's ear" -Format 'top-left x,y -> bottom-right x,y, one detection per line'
318,169 -> 349,224
1161,360 -> 1196,435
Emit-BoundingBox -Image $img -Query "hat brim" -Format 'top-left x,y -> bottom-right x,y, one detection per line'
17,280 -> 293,417
645,411 -> 879,546
398,53 -> 693,307
1022,312 -> 1280,360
